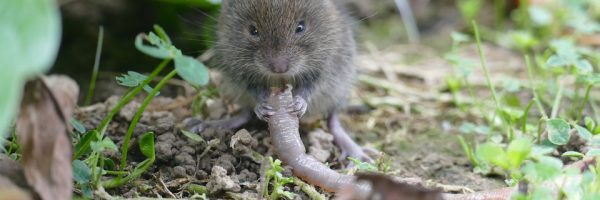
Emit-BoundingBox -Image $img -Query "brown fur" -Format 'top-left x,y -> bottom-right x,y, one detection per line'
215,0 -> 356,118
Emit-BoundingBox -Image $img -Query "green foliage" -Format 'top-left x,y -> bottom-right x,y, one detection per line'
69,25 -> 211,196
70,119 -> 87,134
457,0 -> 483,23
263,157 -> 295,200
135,25 -> 209,87
0,0 -> 61,138
181,130 -> 205,143
546,39 -> 593,73
103,132 -> 156,189
72,160 -> 93,198
546,119 -> 571,145
116,71 -> 158,95
451,2 -> 600,198
348,157 -> 378,173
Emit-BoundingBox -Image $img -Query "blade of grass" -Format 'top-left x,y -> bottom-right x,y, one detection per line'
525,55 -> 548,118
520,100 -> 535,134
472,21 -> 501,109
84,26 -> 105,105
550,81 -> 564,119
577,84 -> 593,122
473,21 -> 514,139
118,69 -> 178,177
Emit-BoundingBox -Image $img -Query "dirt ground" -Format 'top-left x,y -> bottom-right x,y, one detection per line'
70,42 -> 525,199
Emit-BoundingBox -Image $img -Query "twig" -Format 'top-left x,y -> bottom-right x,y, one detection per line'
293,177 -> 327,200
156,174 -> 177,199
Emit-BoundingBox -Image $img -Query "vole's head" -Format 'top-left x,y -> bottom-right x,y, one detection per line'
216,0 -> 345,83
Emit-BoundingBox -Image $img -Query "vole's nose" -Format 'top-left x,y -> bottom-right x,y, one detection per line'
268,56 -> 290,74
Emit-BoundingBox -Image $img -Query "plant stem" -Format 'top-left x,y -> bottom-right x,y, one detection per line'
536,118 -> 546,144
118,69 -> 178,176
472,21 -> 501,110
525,55 -> 548,118
85,26 -> 105,105
550,81 -> 564,119
473,21 -> 513,139
577,85 -> 593,122
96,59 -> 171,136
293,177 -> 326,200
91,59 -> 170,187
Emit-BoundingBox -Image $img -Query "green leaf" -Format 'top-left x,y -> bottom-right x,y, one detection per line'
574,59 -> 593,73
585,117 -> 596,131
174,55 -> 210,87
81,184 -> 93,199
507,138 -> 532,168
348,157 -> 378,172
530,145 -> 555,158
562,151 -> 584,158
547,55 -> 569,68
116,71 -> 147,87
476,143 -> 510,170
73,130 -> 100,160
525,156 -> 563,181
102,133 -> 155,189
139,132 -> 155,159
153,25 -> 172,45
546,119 -> 571,145
134,33 -> 171,59
72,160 -> 91,183
181,130 -> 205,143
574,125 -> 592,141
101,138 -> 118,152
70,118 -> 87,134
528,5 -> 553,26
451,31 -> 470,44
0,0 -> 62,138
90,137 -> 118,153
116,71 -> 158,95
586,148 -> 600,157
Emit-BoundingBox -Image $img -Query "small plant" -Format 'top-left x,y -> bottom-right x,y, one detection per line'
452,1 -> 600,197
71,25 -> 211,197
263,157 -> 295,200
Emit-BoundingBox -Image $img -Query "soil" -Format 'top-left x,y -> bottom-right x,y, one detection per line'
70,42 -> 519,199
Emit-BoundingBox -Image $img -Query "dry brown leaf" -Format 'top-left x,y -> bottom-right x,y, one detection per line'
0,154 -> 35,200
16,75 -> 79,200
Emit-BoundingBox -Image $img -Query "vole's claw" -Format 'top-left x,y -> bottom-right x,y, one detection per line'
289,96 -> 308,118
254,102 -> 275,121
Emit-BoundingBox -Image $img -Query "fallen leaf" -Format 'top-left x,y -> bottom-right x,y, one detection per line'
16,75 -> 79,200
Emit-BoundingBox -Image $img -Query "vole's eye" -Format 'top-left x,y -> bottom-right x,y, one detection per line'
295,21 -> 305,34
249,25 -> 259,36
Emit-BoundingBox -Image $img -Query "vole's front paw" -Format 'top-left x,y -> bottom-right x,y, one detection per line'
289,96 -> 308,118
254,102 -> 275,121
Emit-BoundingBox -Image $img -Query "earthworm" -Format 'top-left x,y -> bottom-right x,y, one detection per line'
266,85 -> 513,199
267,85 -> 369,194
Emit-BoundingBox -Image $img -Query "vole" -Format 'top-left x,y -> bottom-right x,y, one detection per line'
188,0 -> 372,162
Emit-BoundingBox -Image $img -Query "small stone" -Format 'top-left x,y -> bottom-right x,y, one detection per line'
206,166 -> 241,194
173,166 -> 188,178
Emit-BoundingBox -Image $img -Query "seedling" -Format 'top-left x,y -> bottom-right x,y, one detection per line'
69,25 -> 211,197
263,157 -> 295,200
